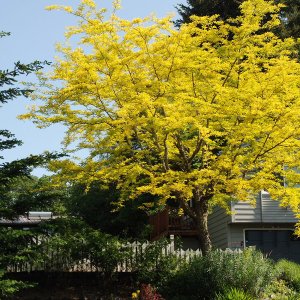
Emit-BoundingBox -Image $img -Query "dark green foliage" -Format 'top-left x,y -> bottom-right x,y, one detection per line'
277,259 -> 300,292
0,228 -> 39,269
161,249 -> 277,299
67,182 -> 149,239
37,218 -> 130,277
134,238 -> 183,290
175,0 -> 243,27
0,130 -> 22,158
0,176 -> 68,218
277,0 -> 300,39
0,158 -> 66,219
0,270 -> 33,298
0,31 -> 50,105
175,0 -> 300,39
0,32 -> 65,218
0,152 -> 64,187
0,31 -> 62,297
84,229 -> 128,276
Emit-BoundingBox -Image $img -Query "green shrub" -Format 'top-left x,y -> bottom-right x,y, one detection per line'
134,238 -> 183,290
215,288 -> 253,300
261,279 -> 298,300
0,270 -> 34,298
162,248 -> 277,299
85,230 -> 130,276
277,259 -> 300,292
38,218 -> 130,276
0,228 -> 40,269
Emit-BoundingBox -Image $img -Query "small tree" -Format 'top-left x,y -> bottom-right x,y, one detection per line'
22,0 -> 300,253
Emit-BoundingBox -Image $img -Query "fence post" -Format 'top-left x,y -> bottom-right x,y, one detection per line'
170,234 -> 175,253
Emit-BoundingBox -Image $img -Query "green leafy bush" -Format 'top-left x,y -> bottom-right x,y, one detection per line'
85,229 -> 130,276
215,288 -> 253,300
277,259 -> 300,292
261,279 -> 298,300
134,238 -> 183,290
0,227 -> 41,273
0,270 -> 34,298
162,248 -> 277,299
38,218 -> 130,276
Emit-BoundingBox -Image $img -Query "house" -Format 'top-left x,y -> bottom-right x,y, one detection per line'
208,190 -> 300,262
150,192 -> 300,262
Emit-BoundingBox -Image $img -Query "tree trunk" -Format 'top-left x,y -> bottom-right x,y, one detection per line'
195,197 -> 212,255
179,192 -> 212,255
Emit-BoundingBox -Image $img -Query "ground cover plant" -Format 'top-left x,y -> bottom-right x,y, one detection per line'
0,270 -> 34,299
277,259 -> 300,292
260,279 -> 298,300
214,288 -> 253,300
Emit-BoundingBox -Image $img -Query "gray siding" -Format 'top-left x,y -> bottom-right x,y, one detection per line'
261,192 -> 297,222
231,195 -> 262,223
208,206 -> 230,249
231,191 -> 297,223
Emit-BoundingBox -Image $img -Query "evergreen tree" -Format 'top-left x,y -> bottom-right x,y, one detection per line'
175,0 -> 243,27
277,0 -> 300,38
0,31 -> 62,217
176,0 -> 300,39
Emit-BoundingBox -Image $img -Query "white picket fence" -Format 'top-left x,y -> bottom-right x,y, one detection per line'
7,235 -> 243,273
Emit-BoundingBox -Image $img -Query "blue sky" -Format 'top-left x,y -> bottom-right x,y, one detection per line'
0,0 -> 180,176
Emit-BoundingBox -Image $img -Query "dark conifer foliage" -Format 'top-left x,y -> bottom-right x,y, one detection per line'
175,0 -> 300,39
175,0 -> 242,27
277,0 -> 300,38
0,32 -> 63,217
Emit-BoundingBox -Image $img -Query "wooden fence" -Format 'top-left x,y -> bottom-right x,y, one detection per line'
6,235 -> 243,273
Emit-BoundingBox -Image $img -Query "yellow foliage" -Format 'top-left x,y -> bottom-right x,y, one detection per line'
23,0 -> 300,232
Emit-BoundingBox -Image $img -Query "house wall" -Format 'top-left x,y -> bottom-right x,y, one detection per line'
260,191 -> 296,222
231,191 -> 297,223
208,206 -> 231,249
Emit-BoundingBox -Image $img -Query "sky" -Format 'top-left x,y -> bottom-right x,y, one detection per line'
0,0 -> 180,176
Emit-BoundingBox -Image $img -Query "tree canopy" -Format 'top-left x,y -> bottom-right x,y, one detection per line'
22,0 -> 300,252
67,181 -> 149,239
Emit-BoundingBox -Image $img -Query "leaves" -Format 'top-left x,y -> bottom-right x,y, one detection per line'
21,0 -> 300,232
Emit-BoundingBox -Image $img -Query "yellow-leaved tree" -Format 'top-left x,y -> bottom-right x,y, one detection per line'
22,0 -> 300,253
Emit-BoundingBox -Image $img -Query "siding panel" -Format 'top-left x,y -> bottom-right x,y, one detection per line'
261,192 -> 297,223
231,196 -> 262,223
208,207 -> 230,249
231,191 -> 297,223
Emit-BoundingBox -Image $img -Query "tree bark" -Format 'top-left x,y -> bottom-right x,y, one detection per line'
179,192 -> 212,255
195,196 -> 212,255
